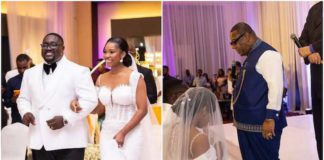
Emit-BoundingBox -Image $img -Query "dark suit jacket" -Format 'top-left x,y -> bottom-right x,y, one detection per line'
137,64 -> 157,104
299,1 -> 323,99
2,74 -> 8,128
4,74 -> 23,123
300,2 -> 323,60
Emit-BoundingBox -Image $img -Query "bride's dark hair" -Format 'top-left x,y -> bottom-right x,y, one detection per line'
171,87 -> 217,122
105,37 -> 132,67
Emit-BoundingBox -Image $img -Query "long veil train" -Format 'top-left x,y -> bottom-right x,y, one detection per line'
128,52 -> 161,160
163,87 -> 228,160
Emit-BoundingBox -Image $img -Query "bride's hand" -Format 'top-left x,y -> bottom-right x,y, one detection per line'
113,132 -> 125,148
70,99 -> 82,113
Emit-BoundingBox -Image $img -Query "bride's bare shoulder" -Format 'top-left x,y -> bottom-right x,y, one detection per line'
191,132 -> 210,159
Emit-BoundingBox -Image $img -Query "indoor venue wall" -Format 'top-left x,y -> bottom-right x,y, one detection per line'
3,1 -> 93,68
96,1 -> 161,59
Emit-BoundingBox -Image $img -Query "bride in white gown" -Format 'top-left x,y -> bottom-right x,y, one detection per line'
71,37 -> 158,160
164,87 -> 228,160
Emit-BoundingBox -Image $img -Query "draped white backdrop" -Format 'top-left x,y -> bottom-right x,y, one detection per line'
6,2 -> 80,68
163,1 -> 317,111
145,35 -> 162,69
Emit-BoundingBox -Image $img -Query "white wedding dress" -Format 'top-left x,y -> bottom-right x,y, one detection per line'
194,147 -> 217,160
190,132 -> 217,160
99,71 -> 145,160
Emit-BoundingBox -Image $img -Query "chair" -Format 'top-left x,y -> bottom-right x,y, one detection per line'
2,123 -> 29,160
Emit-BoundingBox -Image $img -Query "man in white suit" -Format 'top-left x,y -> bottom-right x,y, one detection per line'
17,33 -> 98,160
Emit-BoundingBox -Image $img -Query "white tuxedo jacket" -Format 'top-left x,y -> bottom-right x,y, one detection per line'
17,56 -> 98,151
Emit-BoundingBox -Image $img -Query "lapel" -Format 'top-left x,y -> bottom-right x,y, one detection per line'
34,65 -> 45,105
38,57 -> 68,108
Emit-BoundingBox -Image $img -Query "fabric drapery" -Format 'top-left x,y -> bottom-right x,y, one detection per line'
163,1 -> 315,111
144,35 -> 161,67
7,2 -> 79,67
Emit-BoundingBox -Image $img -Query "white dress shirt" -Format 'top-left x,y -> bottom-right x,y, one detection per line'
42,58 -> 63,90
256,50 -> 284,112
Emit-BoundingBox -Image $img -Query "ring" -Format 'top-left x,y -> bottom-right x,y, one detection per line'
267,133 -> 272,136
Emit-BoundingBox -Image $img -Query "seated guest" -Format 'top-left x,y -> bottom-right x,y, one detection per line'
193,69 -> 207,87
215,69 -> 228,100
202,73 -> 212,90
183,69 -> 194,87
4,54 -> 32,123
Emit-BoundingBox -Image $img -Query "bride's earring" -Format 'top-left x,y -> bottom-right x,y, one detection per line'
120,54 -> 125,63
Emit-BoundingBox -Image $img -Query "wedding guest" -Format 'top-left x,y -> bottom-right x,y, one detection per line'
4,54 -> 31,123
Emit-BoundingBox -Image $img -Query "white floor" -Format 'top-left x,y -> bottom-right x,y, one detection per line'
224,115 -> 319,160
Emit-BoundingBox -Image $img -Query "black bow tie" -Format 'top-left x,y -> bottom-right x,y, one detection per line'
43,63 -> 57,75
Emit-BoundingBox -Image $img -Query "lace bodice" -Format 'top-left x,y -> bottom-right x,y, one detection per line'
98,71 -> 139,123
98,85 -> 133,107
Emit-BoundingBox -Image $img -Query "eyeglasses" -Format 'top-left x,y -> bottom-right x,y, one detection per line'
40,43 -> 62,49
230,33 -> 245,45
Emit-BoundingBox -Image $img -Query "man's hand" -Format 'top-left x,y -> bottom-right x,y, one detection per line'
308,53 -> 322,64
11,95 -> 18,103
262,119 -> 275,140
22,112 -> 35,126
46,116 -> 64,130
70,99 -> 82,113
298,46 -> 312,58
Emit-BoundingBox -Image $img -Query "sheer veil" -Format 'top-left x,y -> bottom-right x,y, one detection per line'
128,52 -> 161,159
127,52 -> 159,124
164,87 -> 227,160
128,51 -> 138,71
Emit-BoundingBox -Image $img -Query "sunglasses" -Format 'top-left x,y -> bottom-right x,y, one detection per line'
230,33 -> 245,45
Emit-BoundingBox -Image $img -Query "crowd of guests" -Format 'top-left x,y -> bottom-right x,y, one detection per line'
171,61 -> 242,101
